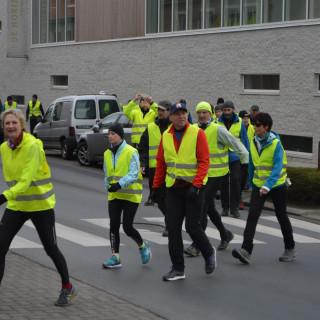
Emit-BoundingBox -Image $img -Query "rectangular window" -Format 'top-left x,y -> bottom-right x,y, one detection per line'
205,0 -> 221,28
263,0 -> 283,23
53,102 -> 63,121
98,100 -> 120,119
11,95 -> 25,105
285,0 -> 307,21
279,134 -> 313,153
223,0 -> 240,27
243,74 -> 280,91
242,0 -> 261,25
57,0 -> 66,41
49,0 -> 57,42
173,0 -> 187,31
51,75 -> 68,87
66,0 -> 75,41
32,0 -> 40,44
0,20 -> 2,31
146,0 -> 159,33
40,0 -> 48,43
309,0 -> 320,18
188,0 -> 203,30
160,0 -> 172,32
75,100 -> 97,119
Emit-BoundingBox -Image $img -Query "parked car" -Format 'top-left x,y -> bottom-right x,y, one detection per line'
76,112 -> 132,166
33,94 -> 120,160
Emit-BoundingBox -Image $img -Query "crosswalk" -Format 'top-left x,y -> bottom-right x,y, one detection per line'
9,215 -> 320,249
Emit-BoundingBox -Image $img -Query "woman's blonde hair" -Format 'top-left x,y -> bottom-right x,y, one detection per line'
1,109 -> 27,131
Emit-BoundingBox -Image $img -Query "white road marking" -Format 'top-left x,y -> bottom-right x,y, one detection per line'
10,236 -> 42,249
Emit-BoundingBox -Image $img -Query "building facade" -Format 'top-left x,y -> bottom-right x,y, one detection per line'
0,0 -> 319,166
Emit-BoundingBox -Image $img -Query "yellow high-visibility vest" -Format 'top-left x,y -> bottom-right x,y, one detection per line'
250,138 -> 287,188
163,125 -> 208,187
148,122 -> 161,168
1,132 -> 55,211
4,101 -> 17,110
28,100 -> 42,117
104,144 -> 143,203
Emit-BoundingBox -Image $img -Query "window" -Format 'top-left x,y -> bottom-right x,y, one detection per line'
32,0 -> 75,44
188,0 -> 203,30
160,0 -> 172,32
279,134 -> 313,153
319,74 -> 320,91
262,0 -> 283,22
285,0 -> 307,21
147,0 -> 159,33
75,100 -> 96,119
11,95 -> 25,105
223,0 -> 240,27
0,20 -> 2,31
51,75 -> 68,87
118,114 -> 132,128
173,0 -> 187,31
205,0 -> 221,28
53,102 -> 63,121
243,74 -> 280,91
98,100 -> 120,119
43,104 -> 54,122
242,0 -> 261,25
101,113 -> 119,128
309,0 -> 320,18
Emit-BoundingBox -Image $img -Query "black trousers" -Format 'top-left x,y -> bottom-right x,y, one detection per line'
221,160 -> 241,212
242,185 -> 295,254
29,116 -> 42,135
166,187 -> 213,271
0,209 -> 70,285
108,199 -> 143,253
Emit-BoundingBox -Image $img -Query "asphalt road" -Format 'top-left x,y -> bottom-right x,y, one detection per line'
1,155 -> 320,320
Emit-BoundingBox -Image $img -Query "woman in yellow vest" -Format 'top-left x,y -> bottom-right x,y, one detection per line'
0,109 -> 76,306
232,112 -> 295,265
26,94 -> 44,135
102,124 -> 151,269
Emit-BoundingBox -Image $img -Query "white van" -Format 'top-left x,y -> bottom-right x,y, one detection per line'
33,94 -> 120,159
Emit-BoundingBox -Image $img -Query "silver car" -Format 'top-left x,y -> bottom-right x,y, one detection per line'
76,112 -> 132,166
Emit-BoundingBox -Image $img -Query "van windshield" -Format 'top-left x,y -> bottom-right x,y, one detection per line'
99,100 -> 119,119
75,100 -> 96,119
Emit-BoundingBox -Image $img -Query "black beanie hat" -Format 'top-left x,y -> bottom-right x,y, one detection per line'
109,123 -> 124,139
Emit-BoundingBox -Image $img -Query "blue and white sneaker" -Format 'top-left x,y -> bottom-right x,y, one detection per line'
102,255 -> 122,269
139,241 -> 152,264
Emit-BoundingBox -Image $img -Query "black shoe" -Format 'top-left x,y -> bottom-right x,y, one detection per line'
218,230 -> 234,251
230,209 -> 240,218
162,269 -> 186,281
205,248 -> 217,274
221,208 -> 229,217
232,248 -> 251,265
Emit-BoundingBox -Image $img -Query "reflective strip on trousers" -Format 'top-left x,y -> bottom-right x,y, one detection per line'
209,152 -> 228,158
165,163 -> 197,169
15,188 -> 55,202
6,178 -> 52,188
107,176 -> 143,183
115,189 -> 143,195
209,163 -> 229,169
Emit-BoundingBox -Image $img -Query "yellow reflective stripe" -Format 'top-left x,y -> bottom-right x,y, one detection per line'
116,189 -> 143,195
6,178 -> 52,188
149,146 -> 158,150
165,162 -> 197,169
167,172 -> 194,182
209,152 -> 228,158
107,176 -> 143,183
132,124 -> 148,128
149,156 -> 157,160
131,132 -> 143,136
209,163 -> 229,169
15,189 -> 55,202
254,171 -> 286,180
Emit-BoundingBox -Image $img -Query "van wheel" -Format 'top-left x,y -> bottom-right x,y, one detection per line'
77,141 -> 91,166
61,140 -> 74,160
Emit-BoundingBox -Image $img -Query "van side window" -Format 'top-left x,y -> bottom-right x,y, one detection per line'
43,104 -> 54,122
101,113 -> 119,129
60,101 -> 72,121
53,102 -> 63,121
75,100 -> 96,119
98,100 -> 119,119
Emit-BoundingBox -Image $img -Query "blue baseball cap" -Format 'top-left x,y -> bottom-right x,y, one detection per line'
170,102 -> 188,115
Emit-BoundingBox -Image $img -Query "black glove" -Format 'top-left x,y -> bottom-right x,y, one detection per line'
187,186 -> 201,200
108,183 -> 121,193
0,194 -> 7,206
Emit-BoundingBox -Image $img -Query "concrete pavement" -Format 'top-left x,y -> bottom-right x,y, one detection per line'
0,252 -> 164,320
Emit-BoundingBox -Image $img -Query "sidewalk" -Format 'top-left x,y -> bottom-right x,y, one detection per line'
242,191 -> 320,222
0,252 -> 165,320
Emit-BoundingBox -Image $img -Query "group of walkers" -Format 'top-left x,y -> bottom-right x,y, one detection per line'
0,92 -> 295,306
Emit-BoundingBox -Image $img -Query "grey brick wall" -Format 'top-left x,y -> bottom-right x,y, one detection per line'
0,1 -> 319,166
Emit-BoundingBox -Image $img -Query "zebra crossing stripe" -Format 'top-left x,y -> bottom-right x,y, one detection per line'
10,236 -> 42,249
222,217 -> 320,243
24,221 -> 110,247
262,216 -> 320,234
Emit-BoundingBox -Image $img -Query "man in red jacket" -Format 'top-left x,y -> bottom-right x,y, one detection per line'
153,102 -> 215,281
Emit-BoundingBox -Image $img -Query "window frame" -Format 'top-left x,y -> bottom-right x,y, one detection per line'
50,75 -> 69,89
74,99 -> 97,120
241,73 -> 280,95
